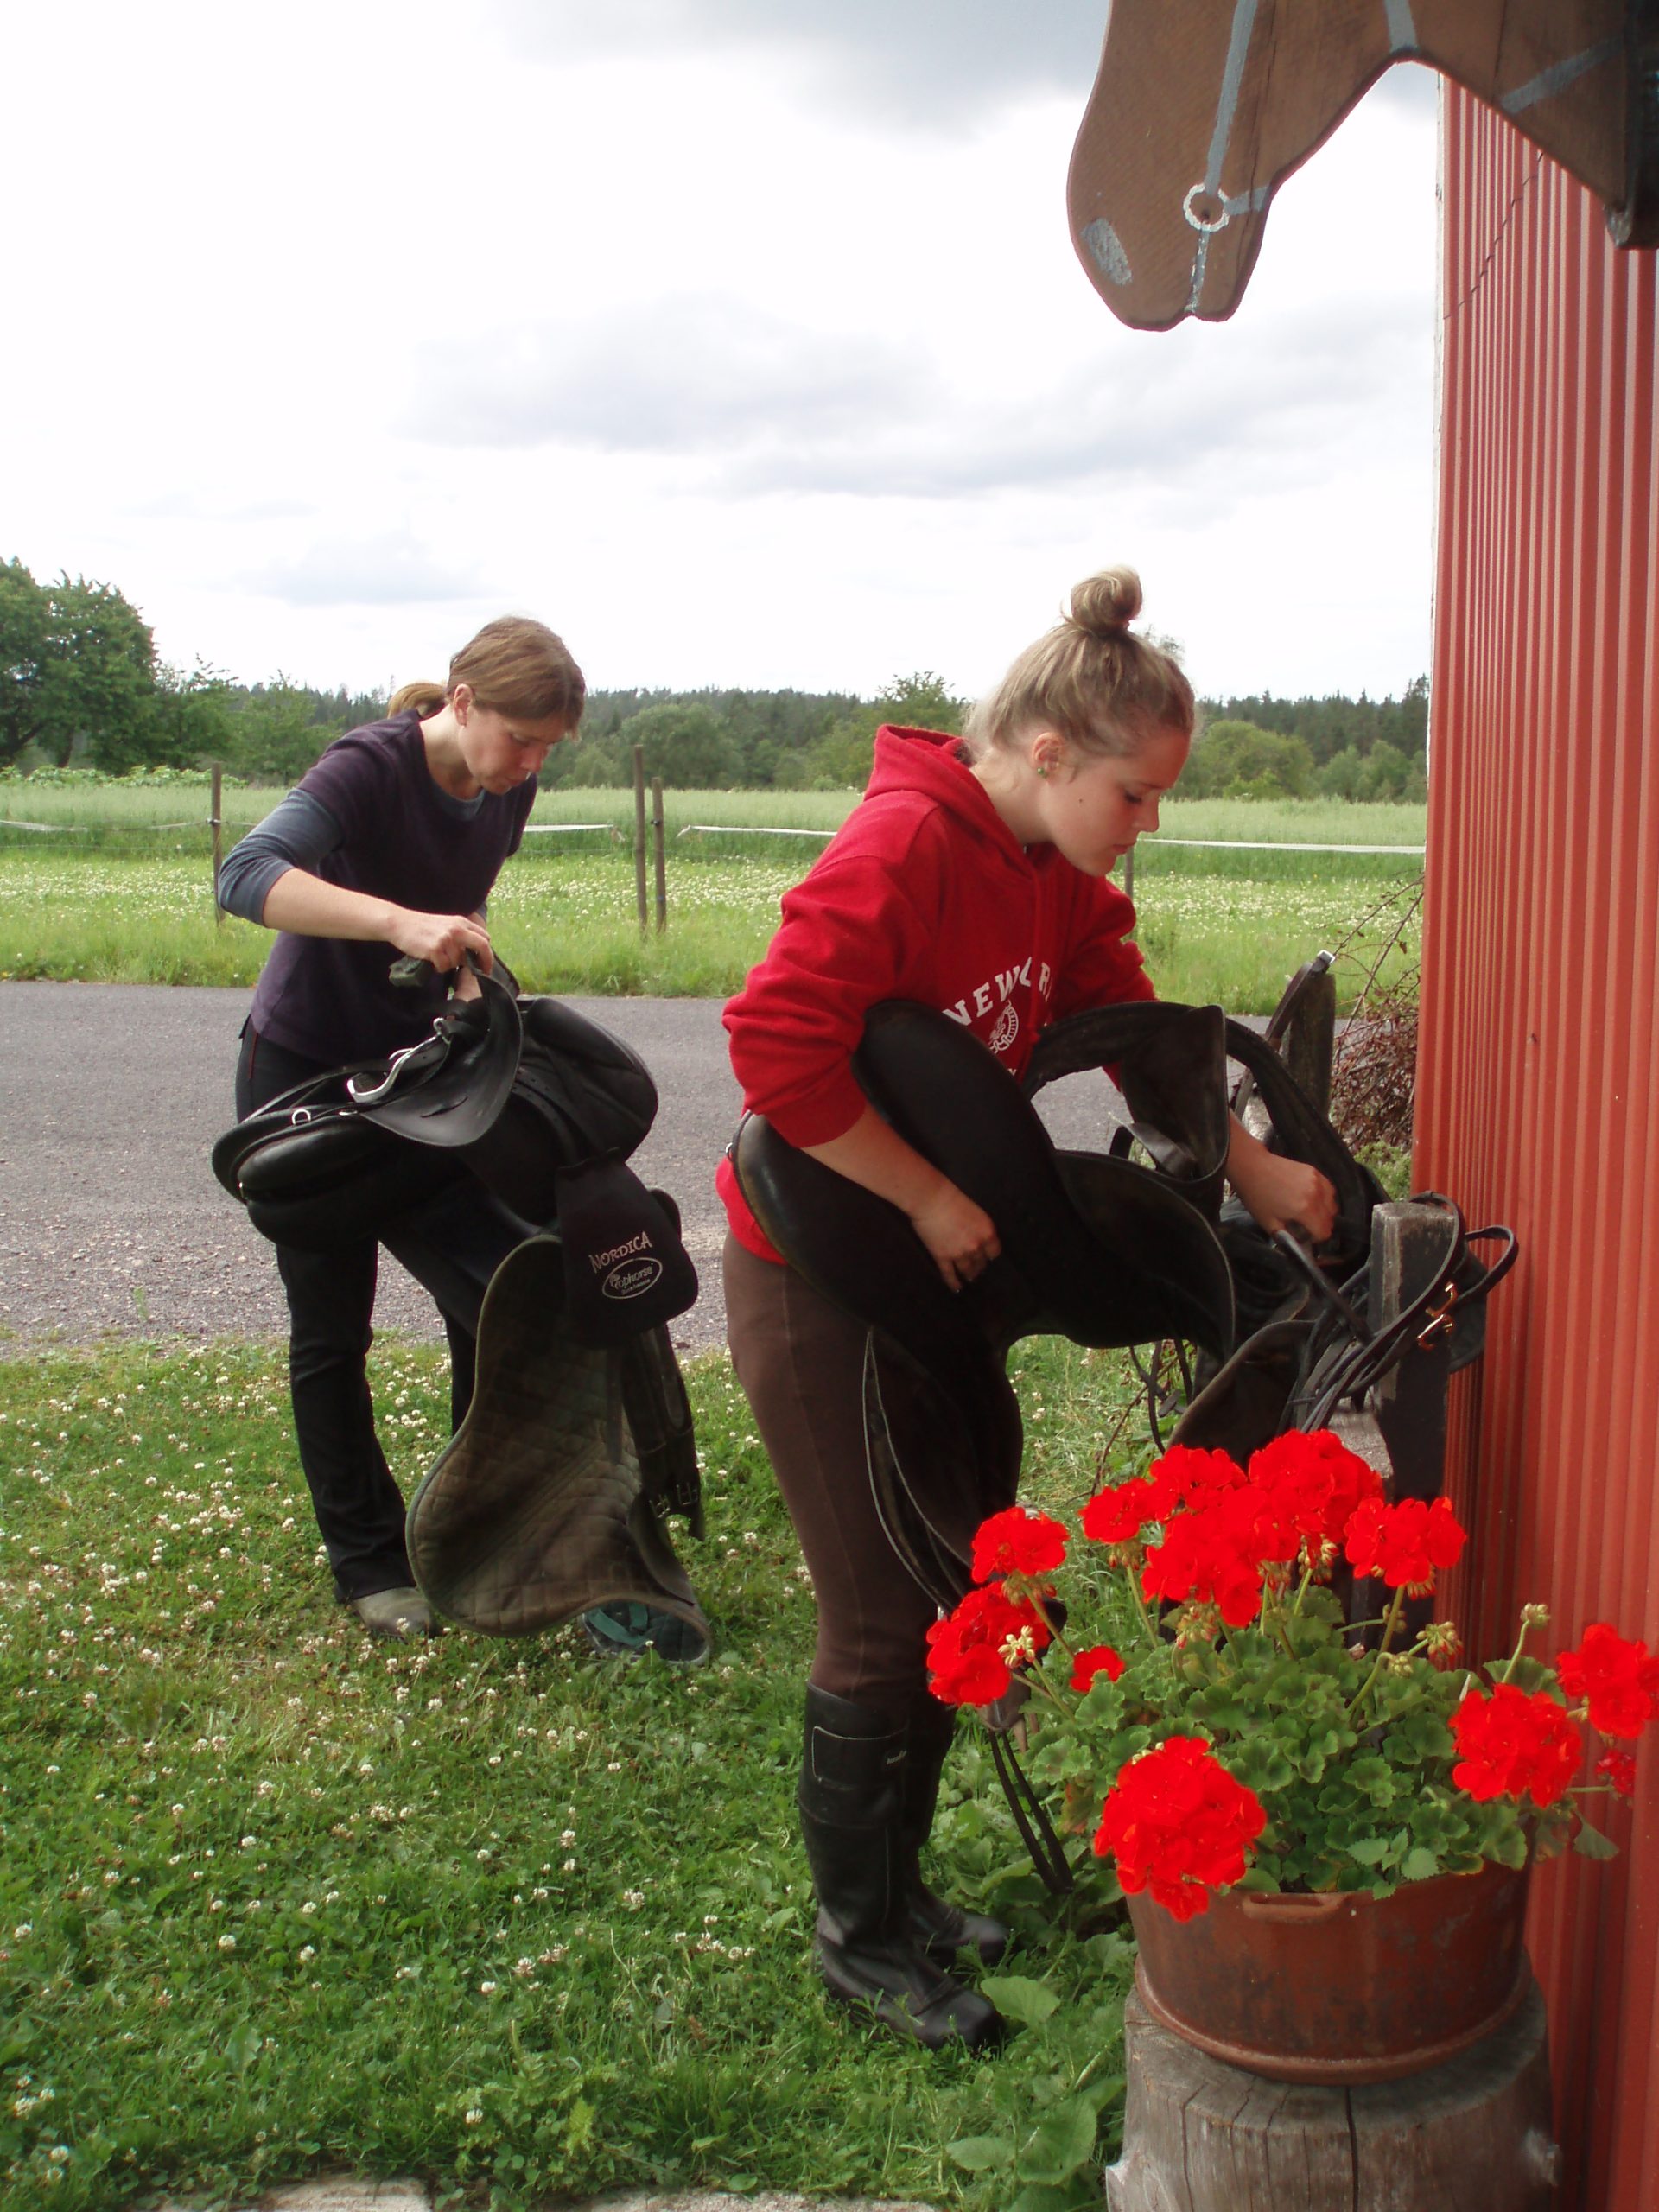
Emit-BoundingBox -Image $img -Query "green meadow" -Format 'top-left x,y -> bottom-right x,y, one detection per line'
0,788 -> 1423,1008
0,1333 -> 1143,2212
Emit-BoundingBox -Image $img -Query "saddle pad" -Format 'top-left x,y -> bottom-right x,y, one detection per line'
405,1232 -> 709,1651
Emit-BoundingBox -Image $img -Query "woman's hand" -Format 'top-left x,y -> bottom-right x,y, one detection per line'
801,1106 -> 1001,1292
386,907 -> 494,977
906,1181 -> 1002,1293
1226,1118 -> 1339,1242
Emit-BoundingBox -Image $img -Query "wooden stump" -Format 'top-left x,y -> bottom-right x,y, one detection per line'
1103,1979 -> 1560,2211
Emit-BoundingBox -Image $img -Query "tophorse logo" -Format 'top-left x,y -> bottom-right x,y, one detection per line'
601,1257 -> 664,1301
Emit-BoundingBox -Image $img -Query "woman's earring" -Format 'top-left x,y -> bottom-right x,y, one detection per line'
1036,763 -> 1050,779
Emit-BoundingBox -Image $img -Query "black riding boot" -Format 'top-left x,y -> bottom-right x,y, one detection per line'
901,1694 -> 1010,1968
798,1686 -> 1002,2050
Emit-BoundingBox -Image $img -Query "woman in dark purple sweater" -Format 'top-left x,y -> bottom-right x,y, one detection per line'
219,616 -> 582,1637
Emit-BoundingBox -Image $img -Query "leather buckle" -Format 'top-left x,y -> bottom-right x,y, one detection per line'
1416,1281 -> 1459,1348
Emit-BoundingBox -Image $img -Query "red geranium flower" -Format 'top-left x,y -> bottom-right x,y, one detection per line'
1081,1477 -> 1162,1546
1155,1443 -> 1248,1510
1248,1428 -> 1383,1551
1093,1736 -> 1266,1921
1081,1447 -> 1245,1548
1070,1643 -> 1126,1693
925,1580 -> 1054,1708
1344,1495 -> 1466,1591
970,1505 -> 1069,1584
1556,1624 -> 1659,1740
1596,1749 -> 1638,1799
1450,1682 -> 1582,1808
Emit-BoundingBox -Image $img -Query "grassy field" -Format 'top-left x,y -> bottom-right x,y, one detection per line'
0,1333 -> 1144,2212
0,789 -> 1422,1009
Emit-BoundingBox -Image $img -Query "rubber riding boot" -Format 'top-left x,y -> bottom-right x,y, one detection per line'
902,1694 -> 1009,1968
798,1686 -> 1002,2051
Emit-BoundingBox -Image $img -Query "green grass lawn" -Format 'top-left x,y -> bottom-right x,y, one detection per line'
0,1336 -> 1147,2212
0,788 -> 1421,1009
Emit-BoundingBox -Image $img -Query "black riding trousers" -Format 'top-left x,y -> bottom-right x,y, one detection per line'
236,1024 -> 526,1600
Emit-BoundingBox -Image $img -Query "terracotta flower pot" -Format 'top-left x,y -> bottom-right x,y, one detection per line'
1126,1859 -> 1531,2083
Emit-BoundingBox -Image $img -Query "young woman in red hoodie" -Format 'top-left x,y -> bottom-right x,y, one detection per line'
719,567 -> 1337,2048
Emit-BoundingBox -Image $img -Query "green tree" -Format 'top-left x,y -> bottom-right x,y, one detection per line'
613,702 -> 741,788
0,558 -> 50,768
224,682 -> 341,784
877,670 -> 966,734
150,661 -> 237,766
1182,718 -> 1316,800
0,566 -> 162,770
802,671 -> 969,790
1357,739 -> 1413,802
1318,745 -> 1367,801
41,575 -> 161,771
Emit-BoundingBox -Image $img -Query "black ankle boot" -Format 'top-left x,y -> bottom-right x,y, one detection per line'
798,1686 -> 1002,2050
902,1694 -> 1009,1968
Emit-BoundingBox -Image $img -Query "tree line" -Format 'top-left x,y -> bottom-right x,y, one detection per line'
1,558 -> 1427,799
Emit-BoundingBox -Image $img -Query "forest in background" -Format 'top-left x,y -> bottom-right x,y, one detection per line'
1,556 -> 1427,801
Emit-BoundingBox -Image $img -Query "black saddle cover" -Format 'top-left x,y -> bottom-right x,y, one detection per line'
405,1231 -> 709,1651
733,1000 -> 1239,1605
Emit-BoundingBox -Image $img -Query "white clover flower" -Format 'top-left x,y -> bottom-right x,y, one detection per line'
218,1934 -> 236,1951
298,1946 -> 315,1963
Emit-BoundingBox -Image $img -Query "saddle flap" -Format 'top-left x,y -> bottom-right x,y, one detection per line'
1021,1000 -> 1232,1220
405,1231 -> 709,1651
359,967 -> 523,1147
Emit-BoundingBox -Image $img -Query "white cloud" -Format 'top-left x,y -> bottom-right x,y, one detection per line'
0,0 -> 1440,701
492,0 -> 1108,124
410,296 -> 932,453
244,534 -> 490,610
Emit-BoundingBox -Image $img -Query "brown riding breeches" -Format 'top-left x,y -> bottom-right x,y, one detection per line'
723,1234 -> 940,1723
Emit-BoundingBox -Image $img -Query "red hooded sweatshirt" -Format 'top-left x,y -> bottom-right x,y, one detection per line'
717,726 -> 1156,1260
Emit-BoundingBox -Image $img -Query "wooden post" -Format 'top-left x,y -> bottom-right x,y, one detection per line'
210,762 -> 224,926
1105,1983 -> 1559,2211
651,776 -> 666,934
632,745 -> 648,934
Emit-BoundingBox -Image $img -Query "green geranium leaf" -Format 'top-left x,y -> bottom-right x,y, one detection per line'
1345,1755 -> 1398,1806
949,2134 -> 1015,2171
1346,1835 -> 1392,1866
1229,1737 -> 1296,1793
1401,1846 -> 1441,1881
1573,1821 -> 1620,1861
981,1973 -> 1061,2027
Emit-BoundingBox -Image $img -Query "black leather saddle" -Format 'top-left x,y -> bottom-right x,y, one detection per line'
212,963 -> 707,1647
733,999 -> 1243,1606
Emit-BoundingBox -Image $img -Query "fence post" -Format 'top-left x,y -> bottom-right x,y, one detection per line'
632,745 -> 648,934
651,777 -> 667,933
210,762 -> 224,925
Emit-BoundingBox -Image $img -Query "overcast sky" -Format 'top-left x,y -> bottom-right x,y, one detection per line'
2,1 -> 1440,706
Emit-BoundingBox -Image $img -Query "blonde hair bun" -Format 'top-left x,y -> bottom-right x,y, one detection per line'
963,562 -> 1192,764
1068,566 -> 1143,640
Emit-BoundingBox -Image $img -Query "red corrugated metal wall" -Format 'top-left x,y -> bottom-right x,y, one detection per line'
1424,88 -> 1659,2212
